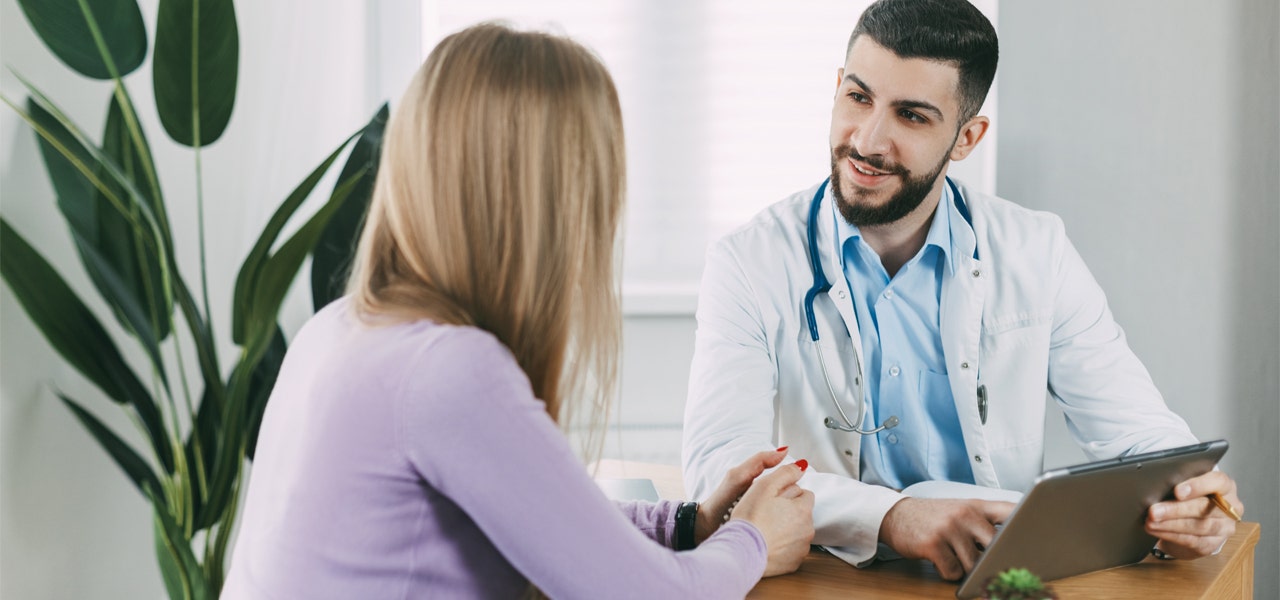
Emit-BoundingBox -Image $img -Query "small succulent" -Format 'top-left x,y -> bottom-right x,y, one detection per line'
982,567 -> 1058,600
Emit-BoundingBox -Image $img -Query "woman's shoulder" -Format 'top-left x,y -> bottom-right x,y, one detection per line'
300,298 -> 526,396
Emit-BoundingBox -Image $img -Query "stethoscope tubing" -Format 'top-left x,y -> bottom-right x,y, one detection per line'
806,177 -> 966,435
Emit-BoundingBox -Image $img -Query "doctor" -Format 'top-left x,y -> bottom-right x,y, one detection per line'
682,0 -> 1242,581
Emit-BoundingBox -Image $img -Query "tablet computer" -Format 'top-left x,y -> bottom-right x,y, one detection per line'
955,439 -> 1228,599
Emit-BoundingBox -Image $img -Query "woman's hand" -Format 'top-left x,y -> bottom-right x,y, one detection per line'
727,458 -> 815,577
694,448 -> 791,544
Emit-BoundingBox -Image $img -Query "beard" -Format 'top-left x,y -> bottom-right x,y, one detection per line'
829,143 -> 951,227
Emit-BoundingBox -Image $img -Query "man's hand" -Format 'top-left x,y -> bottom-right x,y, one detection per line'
879,497 -> 1015,581
1146,470 -> 1242,559
695,447 -> 790,544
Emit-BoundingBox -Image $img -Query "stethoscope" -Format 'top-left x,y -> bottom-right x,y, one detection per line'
804,176 -> 970,435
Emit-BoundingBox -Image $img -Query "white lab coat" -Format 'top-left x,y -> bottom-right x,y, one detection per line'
681,178 -> 1197,566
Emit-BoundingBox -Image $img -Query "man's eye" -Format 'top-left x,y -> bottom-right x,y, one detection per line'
848,92 -> 870,104
901,110 -> 926,123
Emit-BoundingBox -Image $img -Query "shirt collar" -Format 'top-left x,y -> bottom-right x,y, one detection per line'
832,178 -> 970,275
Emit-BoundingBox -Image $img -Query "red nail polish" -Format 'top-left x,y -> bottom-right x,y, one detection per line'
776,446 -> 789,453
795,459 -> 808,471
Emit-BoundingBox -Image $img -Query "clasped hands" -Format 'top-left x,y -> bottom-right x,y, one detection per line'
697,448 -> 816,577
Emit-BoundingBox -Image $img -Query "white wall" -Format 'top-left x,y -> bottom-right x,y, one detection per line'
997,1 -> 1279,597
0,0 -> 381,597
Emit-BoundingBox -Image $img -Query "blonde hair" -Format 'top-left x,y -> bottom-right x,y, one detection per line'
348,23 -> 624,448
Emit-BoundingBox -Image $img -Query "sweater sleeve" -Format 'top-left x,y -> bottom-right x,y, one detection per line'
614,500 -> 681,549
397,326 -> 767,599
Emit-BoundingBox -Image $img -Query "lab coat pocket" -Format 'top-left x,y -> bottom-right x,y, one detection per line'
979,317 -> 1050,357
977,323 -> 1050,450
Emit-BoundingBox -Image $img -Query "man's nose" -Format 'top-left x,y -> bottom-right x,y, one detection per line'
851,110 -> 893,157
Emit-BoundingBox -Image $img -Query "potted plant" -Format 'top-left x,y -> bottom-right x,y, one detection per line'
982,567 -> 1058,600
1,0 -> 385,597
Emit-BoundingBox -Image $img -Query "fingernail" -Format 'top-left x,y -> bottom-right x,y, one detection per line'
1150,505 -> 1164,520
795,459 -> 808,471
1177,484 -> 1191,498
776,446 -> 789,453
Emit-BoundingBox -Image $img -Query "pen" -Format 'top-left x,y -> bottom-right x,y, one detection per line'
1208,492 -> 1242,522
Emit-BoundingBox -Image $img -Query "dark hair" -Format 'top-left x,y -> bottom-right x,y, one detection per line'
847,0 -> 998,123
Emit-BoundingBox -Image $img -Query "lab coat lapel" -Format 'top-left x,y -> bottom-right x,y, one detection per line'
941,230 -> 999,488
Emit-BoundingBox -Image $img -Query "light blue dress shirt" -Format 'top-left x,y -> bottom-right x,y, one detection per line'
833,182 -> 975,489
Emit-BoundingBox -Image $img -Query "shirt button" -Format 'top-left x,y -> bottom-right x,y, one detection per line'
837,290 -> 847,299
888,366 -> 901,377
887,434 -> 899,444
844,449 -> 854,457
961,362 -> 970,370
883,290 -> 894,300
974,455 -> 984,463
972,269 -> 981,277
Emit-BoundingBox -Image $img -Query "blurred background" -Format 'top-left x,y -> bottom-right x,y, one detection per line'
2,0 -> 1275,597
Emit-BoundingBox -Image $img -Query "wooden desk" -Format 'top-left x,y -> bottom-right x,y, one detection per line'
593,460 -> 1261,599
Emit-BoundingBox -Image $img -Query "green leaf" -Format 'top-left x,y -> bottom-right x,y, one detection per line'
0,218 -> 174,472
65,225 -> 169,394
153,0 -> 239,146
175,278 -> 224,414
244,325 -> 286,460
247,169 -> 369,339
59,393 -> 162,498
22,92 -> 175,439
9,76 -> 168,250
231,134 -> 356,344
100,96 -> 172,336
101,94 -> 173,335
24,98 -> 94,232
311,103 -> 389,311
151,493 -> 209,600
26,96 -> 172,390
2,218 -> 143,407
16,0 -> 147,80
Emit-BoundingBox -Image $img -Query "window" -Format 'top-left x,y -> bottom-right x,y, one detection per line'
377,1 -> 997,314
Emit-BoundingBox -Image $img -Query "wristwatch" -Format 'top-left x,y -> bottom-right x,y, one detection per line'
675,501 -> 699,550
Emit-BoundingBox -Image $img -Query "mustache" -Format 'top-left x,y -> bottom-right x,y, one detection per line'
835,144 -> 905,175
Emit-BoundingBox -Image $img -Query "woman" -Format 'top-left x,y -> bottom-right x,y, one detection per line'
222,23 -> 814,599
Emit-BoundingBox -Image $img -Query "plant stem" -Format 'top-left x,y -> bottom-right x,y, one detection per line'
171,324 -> 208,503
189,0 -> 213,325
77,1 -> 186,428
77,0 -> 169,236
195,145 -> 213,339
190,0 -> 213,502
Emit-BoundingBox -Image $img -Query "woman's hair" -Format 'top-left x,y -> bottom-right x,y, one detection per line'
347,23 -> 625,446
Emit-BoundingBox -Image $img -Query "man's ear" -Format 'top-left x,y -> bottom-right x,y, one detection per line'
950,115 -> 990,161
835,68 -> 844,94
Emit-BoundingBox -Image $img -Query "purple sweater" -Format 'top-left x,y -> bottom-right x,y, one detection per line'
222,298 -> 766,599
